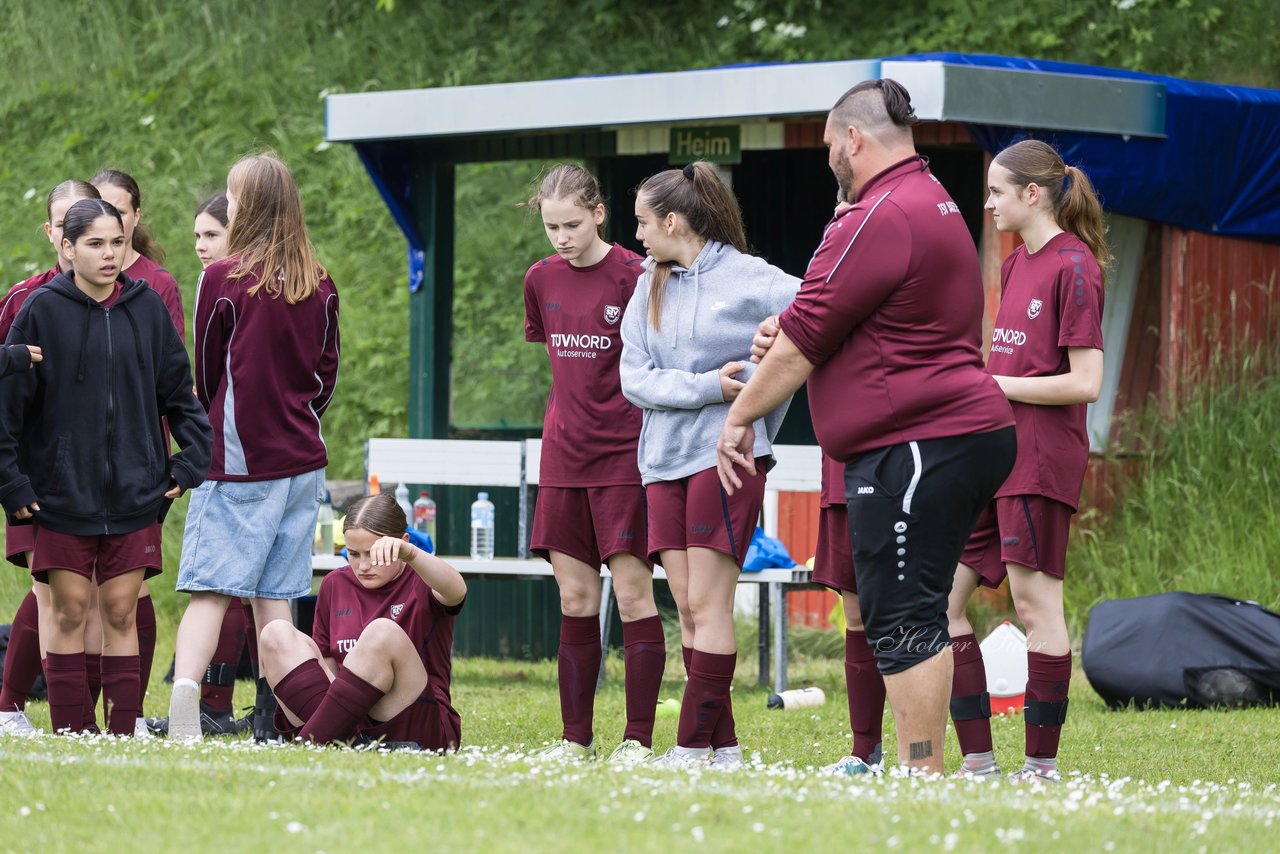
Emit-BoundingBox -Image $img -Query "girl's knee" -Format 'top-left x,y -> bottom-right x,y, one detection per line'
358,618 -> 407,650
259,619 -> 300,655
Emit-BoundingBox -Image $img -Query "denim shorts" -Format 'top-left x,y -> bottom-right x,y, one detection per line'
177,468 -> 324,599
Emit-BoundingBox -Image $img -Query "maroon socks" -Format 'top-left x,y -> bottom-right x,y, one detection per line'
297,666 -> 384,744
0,591 -> 40,712
44,651 -> 87,733
275,659 -> 332,725
621,615 -> 665,747
83,653 -> 102,731
101,655 -> 140,736
677,650 -> 736,749
950,633 -> 994,756
243,602 -> 260,677
203,605 -> 248,713
846,630 -> 887,761
558,615 -> 601,746
135,595 -> 157,710
1025,651 -> 1072,759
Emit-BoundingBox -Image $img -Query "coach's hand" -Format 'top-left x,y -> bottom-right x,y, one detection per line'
13,501 -> 39,520
750,315 -> 780,363
716,418 -> 756,495
719,361 -> 747,401
164,477 -> 184,499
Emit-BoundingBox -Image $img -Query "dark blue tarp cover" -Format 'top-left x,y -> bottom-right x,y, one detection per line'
893,53 -> 1280,242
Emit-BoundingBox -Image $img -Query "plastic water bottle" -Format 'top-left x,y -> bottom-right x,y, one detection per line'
766,686 -> 826,710
413,490 -> 437,541
315,490 -> 335,556
469,491 -> 495,560
394,482 -> 413,521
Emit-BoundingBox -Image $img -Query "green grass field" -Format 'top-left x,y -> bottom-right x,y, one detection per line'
4,649 -> 1280,850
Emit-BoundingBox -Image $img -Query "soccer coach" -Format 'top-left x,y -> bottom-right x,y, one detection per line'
716,79 -> 1016,775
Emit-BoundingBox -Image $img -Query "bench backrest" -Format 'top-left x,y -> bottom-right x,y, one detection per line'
365,438 -> 524,488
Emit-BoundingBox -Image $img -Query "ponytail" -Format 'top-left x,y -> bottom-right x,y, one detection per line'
994,140 -> 1111,283
1058,165 -> 1112,277
636,161 -> 749,330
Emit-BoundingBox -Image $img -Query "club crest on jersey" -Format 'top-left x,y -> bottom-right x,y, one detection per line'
1027,299 -> 1043,320
390,603 -> 405,619
603,304 -> 621,325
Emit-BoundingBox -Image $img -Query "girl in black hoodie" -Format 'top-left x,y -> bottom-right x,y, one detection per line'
0,198 -> 212,736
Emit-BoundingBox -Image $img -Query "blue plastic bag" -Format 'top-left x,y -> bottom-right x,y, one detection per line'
742,526 -> 795,572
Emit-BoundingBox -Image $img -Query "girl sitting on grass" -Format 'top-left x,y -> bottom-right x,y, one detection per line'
258,493 -> 467,750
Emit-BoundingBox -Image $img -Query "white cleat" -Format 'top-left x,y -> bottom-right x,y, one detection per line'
0,710 -> 39,737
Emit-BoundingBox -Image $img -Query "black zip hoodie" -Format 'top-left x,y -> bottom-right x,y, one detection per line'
0,272 -> 213,535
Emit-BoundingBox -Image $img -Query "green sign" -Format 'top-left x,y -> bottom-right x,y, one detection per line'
668,125 -> 741,165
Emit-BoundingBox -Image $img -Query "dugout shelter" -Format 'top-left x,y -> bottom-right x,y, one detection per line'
326,53 -> 1280,641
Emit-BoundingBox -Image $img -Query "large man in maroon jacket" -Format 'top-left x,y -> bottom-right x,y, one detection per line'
717,80 -> 1015,775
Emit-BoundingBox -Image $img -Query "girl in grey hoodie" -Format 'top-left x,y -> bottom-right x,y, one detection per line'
620,161 -> 799,768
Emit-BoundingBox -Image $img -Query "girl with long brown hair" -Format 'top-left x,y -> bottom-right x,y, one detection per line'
620,161 -> 799,767
167,152 -> 340,741
947,139 -> 1108,782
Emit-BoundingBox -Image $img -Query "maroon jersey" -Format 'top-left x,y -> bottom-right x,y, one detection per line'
987,232 -> 1104,509
0,268 -> 58,340
524,244 -> 644,487
779,156 -> 1013,460
194,259 -> 340,481
820,453 -> 844,508
126,255 -> 185,341
312,565 -> 462,742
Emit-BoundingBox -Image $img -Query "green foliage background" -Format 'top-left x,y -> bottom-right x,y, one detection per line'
0,0 -> 1274,476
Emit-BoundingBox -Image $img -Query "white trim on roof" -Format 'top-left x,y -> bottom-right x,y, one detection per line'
324,58 -> 1166,144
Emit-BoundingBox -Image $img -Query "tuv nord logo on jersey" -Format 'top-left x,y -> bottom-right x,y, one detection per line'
603,304 -> 621,325
1027,299 -> 1044,320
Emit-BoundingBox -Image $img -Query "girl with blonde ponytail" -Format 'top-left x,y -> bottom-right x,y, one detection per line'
946,139 -> 1107,783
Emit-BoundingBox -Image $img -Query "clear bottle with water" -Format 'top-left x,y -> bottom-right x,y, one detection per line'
315,490 -> 335,556
394,482 -> 413,520
469,491 -> 495,560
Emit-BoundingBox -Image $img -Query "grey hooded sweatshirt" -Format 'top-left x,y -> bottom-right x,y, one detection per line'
619,240 -> 800,485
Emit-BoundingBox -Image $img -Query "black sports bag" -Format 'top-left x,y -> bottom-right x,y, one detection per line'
1082,592 -> 1280,709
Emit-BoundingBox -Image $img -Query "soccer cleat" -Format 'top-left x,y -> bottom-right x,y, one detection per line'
709,744 -> 745,770
650,746 -> 711,768
606,739 -> 654,765
167,681 -> 202,742
531,739 -> 596,760
1008,765 -> 1062,784
145,704 -> 254,737
0,710 -> 39,737
822,754 -> 880,776
952,764 -> 1003,780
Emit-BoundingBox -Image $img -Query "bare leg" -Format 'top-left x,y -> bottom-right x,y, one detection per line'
1007,565 -> 1068,655
946,564 -> 982,639
608,554 -> 658,622
343,619 -> 428,723
882,647 -> 953,775
173,592 -> 232,681
660,550 -> 694,650
685,548 -> 738,654
550,551 -> 602,618
46,570 -> 92,655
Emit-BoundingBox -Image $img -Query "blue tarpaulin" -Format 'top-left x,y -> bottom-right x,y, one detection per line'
894,53 -> 1280,243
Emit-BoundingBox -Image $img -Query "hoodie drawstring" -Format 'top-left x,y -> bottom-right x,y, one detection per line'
120,303 -> 147,375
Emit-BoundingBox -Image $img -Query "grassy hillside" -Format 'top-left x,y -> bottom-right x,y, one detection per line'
1,0 -> 1274,476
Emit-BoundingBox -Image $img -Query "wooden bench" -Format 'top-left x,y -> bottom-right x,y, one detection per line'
330,437 -> 823,691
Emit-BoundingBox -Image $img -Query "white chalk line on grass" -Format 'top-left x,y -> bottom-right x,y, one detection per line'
3,739 -> 1278,828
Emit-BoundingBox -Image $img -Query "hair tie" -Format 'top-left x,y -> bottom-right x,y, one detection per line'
1062,166 -> 1074,194
682,163 -> 695,180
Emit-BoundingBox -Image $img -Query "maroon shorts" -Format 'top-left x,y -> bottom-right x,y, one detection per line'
811,504 -> 857,594
31,524 -> 163,584
530,485 -> 650,569
5,518 -> 34,567
959,495 -> 1074,588
361,696 -> 459,752
645,467 -> 765,565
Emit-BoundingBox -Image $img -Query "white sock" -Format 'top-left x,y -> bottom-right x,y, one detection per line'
173,678 -> 199,692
